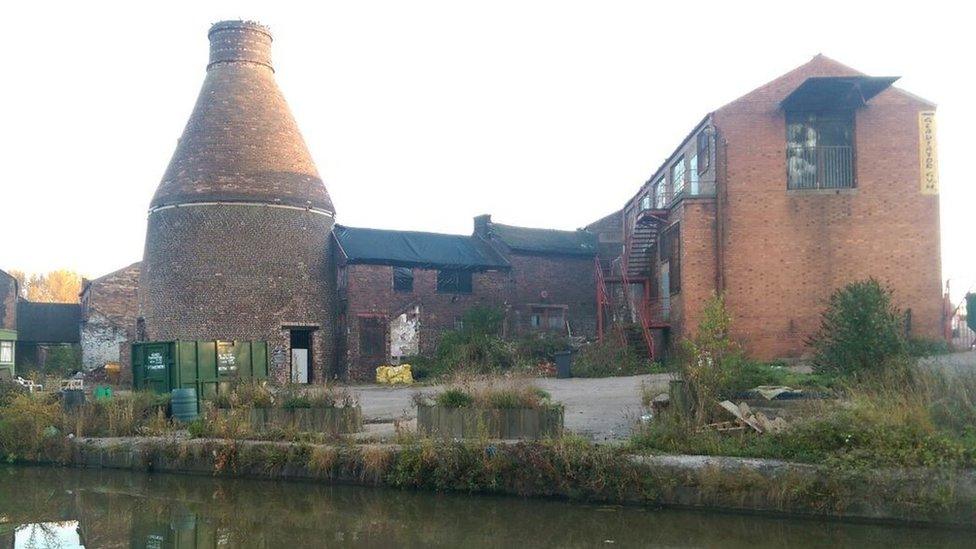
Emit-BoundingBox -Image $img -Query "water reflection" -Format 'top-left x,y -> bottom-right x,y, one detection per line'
0,465 -> 970,548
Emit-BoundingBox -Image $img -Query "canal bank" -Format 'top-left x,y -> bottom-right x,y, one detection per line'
30,436 -> 976,528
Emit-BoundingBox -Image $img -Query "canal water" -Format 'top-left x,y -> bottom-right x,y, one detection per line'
0,465 -> 970,548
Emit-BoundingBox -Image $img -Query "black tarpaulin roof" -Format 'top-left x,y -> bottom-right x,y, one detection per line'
781,76 -> 899,111
491,223 -> 597,256
16,301 -> 81,343
333,225 -> 510,270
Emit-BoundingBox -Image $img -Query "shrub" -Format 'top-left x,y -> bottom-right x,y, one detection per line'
809,279 -> 908,378
906,337 -> 952,357
434,307 -> 517,374
425,378 -> 557,410
0,393 -> 63,461
434,388 -> 474,408
677,294 -> 749,422
572,338 -> 653,378
515,333 -> 570,364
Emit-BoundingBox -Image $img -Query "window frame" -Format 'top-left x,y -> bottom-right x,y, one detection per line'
358,315 -> 387,357
785,110 -> 856,190
697,131 -> 710,174
653,176 -> 668,209
392,266 -> 414,293
660,223 -> 681,295
436,269 -> 473,294
529,305 -> 568,332
671,156 -> 686,197
0,341 -> 12,364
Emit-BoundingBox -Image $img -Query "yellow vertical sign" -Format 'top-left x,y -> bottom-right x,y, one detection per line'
919,111 -> 939,195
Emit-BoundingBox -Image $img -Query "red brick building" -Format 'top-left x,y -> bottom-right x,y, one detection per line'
79,262 -> 141,374
593,55 -> 942,360
334,216 -> 596,379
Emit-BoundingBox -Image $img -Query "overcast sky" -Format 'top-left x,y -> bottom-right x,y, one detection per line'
2,1 -> 972,301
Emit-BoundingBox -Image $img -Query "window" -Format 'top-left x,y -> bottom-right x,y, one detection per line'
697,131 -> 710,173
0,341 -> 11,363
359,316 -> 386,357
530,306 -> 566,331
653,177 -> 668,209
437,269 -> 473,294
393,267 -> 413,292
787,111 -> 854,189
689,154 -> 699,195
639,194 -> 652,211
671,156 -> 686,196
660,223 -> 680,294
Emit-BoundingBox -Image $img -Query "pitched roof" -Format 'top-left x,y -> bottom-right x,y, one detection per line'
16,301 -> 81,343
490,223 -> 597,256
333,225 -> 510,270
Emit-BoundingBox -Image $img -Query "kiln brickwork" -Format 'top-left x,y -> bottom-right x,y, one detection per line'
597,55 -> 942,360
140,20 -> 337,382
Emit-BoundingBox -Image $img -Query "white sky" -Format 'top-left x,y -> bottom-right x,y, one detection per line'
1,1 -> 972,302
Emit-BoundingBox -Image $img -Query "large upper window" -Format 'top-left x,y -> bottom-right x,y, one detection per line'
787,111 -> 854,189
689,154 -> 699,195
671,156 -> 686,196
437,269 -> 473,294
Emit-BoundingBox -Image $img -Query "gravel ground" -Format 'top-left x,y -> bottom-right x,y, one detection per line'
352,373 -> 671,442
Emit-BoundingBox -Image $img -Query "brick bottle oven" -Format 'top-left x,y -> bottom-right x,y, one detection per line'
140,21 -> 336,383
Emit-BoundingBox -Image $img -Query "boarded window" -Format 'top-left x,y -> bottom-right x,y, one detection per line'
393,267 -> 414,292
437,269 -> 473,294
359,316 -> 386,357
660,223 -> 681,294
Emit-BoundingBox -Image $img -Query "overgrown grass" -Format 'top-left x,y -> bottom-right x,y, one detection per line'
571,337 -> 661,378
633,369 -> 976,470
213,381 -> 357,410
416,376 -> 558,410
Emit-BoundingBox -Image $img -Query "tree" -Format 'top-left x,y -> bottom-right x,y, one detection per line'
19,270 -> 82,303
7,269 -> 27,298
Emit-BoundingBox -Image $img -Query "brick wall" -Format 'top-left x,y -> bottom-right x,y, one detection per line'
0,270 -> 16,331
80,262 -> 141,371
507,254 -> 596,337
712,55 -> 942,358
341,264 -> 511,380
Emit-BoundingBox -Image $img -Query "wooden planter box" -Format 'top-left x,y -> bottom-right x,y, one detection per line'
217,406 -> 363,434
417,404 -> 563,440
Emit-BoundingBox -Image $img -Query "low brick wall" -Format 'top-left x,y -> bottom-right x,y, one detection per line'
417,405 -> 563,440
55,437 -> 976,528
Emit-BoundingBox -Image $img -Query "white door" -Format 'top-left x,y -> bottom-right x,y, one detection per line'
291,348 -> 309,384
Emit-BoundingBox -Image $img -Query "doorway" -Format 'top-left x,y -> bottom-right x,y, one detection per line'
290,330 -> 312,384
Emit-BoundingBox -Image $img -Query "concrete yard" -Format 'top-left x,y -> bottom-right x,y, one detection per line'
352,373 -> 671,442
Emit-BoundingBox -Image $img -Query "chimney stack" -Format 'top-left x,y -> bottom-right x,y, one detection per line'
207,20 -> 274,71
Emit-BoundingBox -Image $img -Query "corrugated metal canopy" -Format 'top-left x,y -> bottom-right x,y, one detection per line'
333,225 -> 510,270
781,76 -> 899,111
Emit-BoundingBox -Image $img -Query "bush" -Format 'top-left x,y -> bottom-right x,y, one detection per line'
434,388 -> 474,408
809,279 -> 908,378
572,338 -> 653,378
515,334 -> 570,364
677,294 -> 749,422
0,393 -> 64,461
434,307 -> 517,374
907,337 -> 952,357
